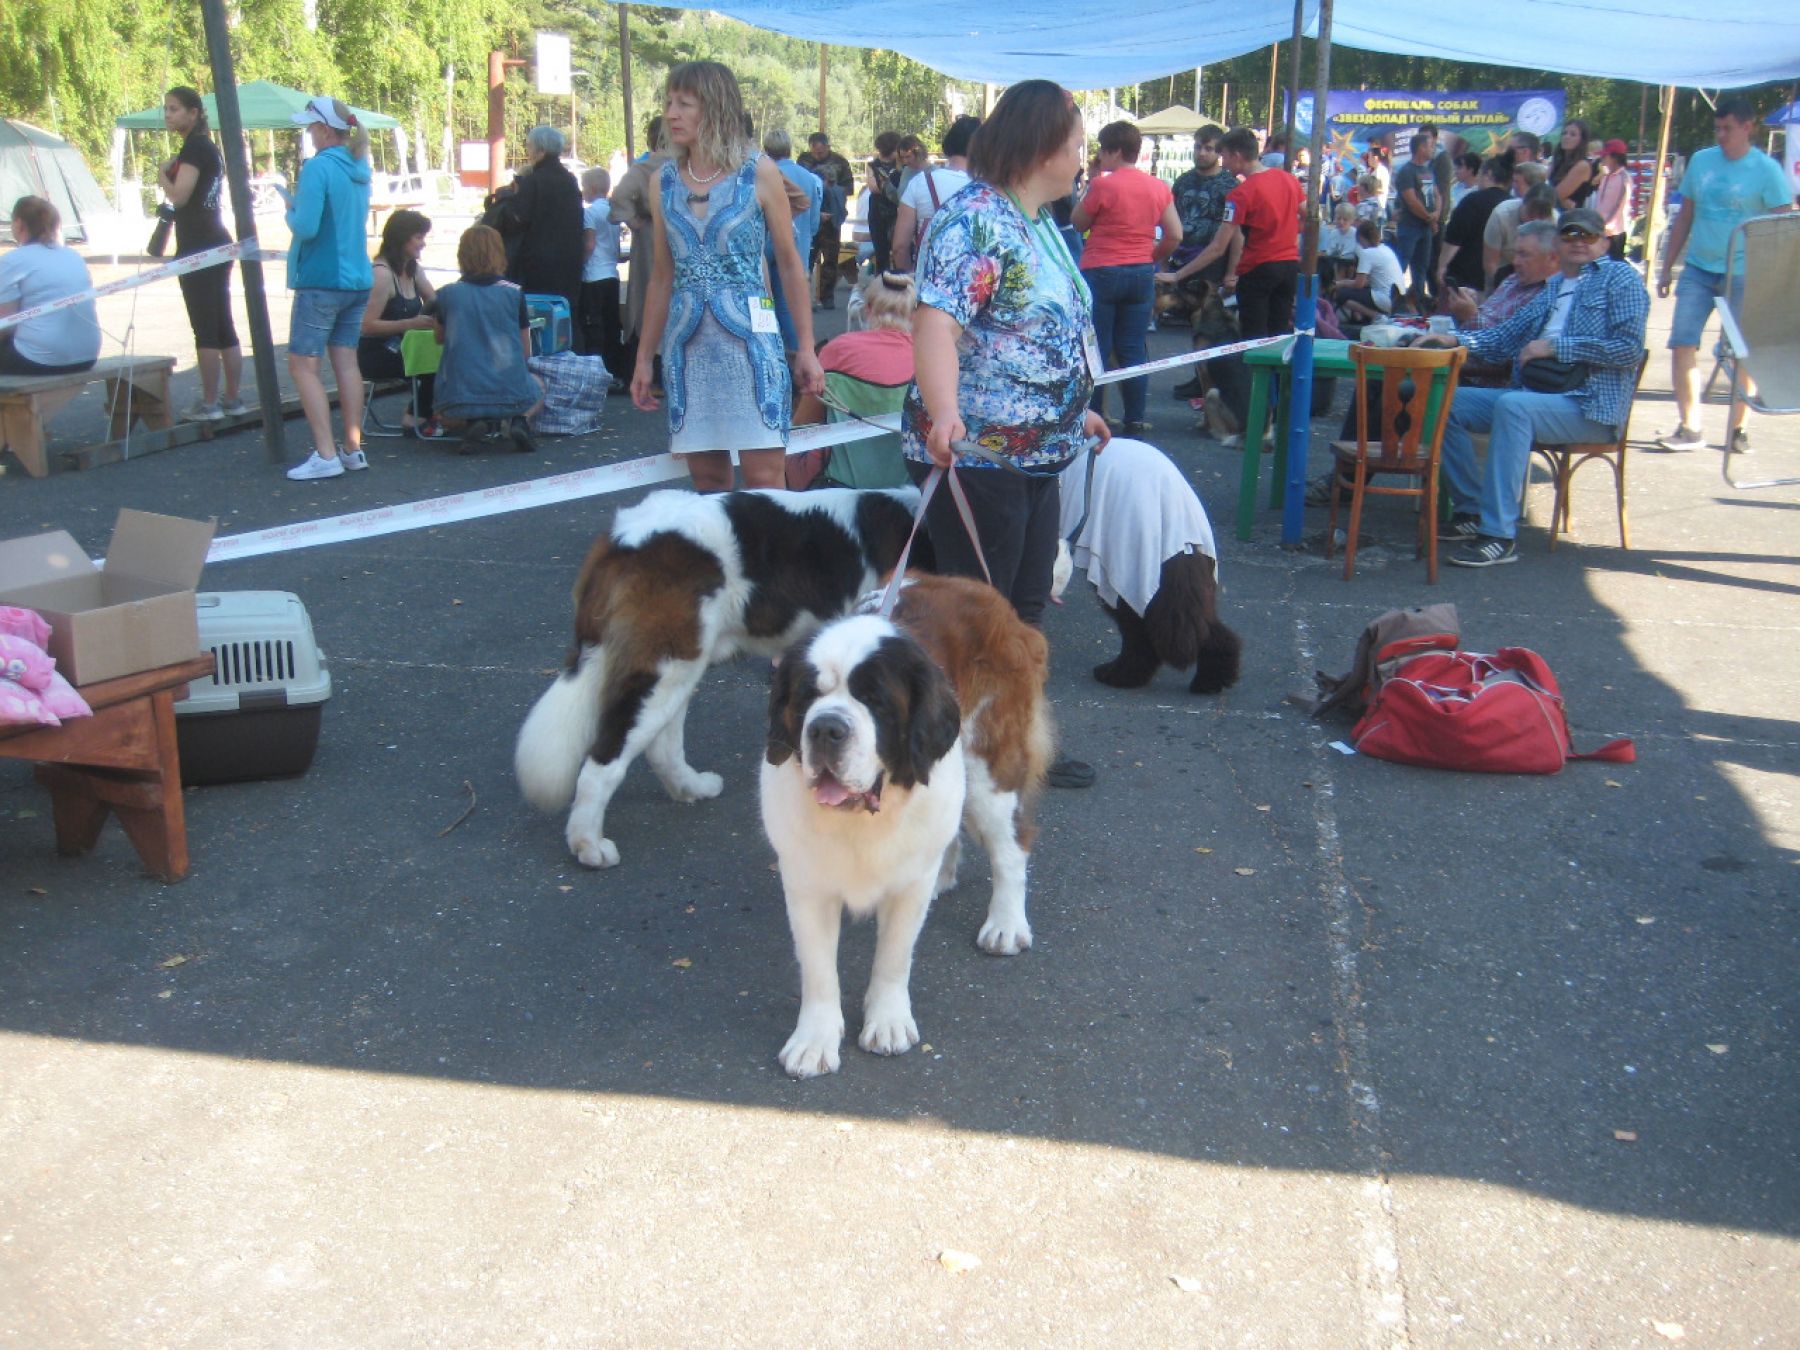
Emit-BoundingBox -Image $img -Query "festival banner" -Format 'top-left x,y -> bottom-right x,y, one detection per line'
1293,90 -> 1567,159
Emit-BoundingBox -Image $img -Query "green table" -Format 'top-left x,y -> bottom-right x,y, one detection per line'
1235,337 -> 1357,542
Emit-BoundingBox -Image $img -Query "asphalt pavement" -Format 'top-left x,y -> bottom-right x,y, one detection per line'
2,281 -> 1796,1346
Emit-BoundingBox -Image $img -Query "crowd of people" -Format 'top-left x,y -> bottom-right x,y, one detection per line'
5,69 -> 1789,583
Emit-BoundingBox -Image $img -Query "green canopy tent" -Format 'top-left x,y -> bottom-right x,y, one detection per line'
111,80 -> 410,207
114,80 -> 399,133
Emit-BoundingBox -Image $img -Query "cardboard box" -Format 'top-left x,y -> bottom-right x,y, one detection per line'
0,509 -> 215,686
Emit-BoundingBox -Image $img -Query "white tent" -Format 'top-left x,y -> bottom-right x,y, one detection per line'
700,0 -> 1800,88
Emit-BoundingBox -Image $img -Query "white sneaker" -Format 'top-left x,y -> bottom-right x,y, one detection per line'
181,401 -> 224,422
339,443 -> 369,472
286,451 -> 345,481
219,396 -> 249,417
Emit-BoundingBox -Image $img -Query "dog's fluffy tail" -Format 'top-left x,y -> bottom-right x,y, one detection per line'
515,645 -> 604,812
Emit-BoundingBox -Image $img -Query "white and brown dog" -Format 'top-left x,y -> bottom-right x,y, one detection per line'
761,575 -> 1053,1078
515,487 -> 921,870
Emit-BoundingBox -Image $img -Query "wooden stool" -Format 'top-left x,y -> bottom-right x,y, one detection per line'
0,653 -> 215,881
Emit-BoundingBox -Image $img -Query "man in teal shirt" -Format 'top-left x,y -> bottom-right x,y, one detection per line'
1656,96 -> 1794,454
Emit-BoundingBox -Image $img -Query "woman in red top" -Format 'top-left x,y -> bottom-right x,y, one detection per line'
1072,121 -> 1182,434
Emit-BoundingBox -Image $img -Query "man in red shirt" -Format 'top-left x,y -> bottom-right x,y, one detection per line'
1158,125 -> 1303,340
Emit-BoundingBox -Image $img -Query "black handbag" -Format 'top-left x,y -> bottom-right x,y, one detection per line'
1520,357 -> 1588,394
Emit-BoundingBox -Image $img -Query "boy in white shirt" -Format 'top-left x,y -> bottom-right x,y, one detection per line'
1333,219 -> 1404,322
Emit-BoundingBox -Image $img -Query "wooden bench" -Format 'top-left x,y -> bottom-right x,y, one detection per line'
0,355 -> 177,478
0,653 -> 215,882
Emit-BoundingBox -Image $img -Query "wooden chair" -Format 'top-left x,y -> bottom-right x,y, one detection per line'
1327,344 -> 1466,583
1527,350 -> 1649,550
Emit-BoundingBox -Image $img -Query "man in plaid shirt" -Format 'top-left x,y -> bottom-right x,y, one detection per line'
1419,207 -> 1649,567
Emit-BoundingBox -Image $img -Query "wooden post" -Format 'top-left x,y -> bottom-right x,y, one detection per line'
1283,0 -> 1305,169
619,4 -> 636,158
1221,81 -> 1230,126
819,45 -> 828,135
488,50 -> 507,193
1641,85 -> 1676,279
198,0 -> 284,460
1266,44 -> 1281,137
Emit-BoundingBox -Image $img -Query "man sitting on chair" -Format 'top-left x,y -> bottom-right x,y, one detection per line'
1416,207 -> 1648,568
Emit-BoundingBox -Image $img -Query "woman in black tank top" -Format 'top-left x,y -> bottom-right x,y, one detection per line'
357,209 -> 442,436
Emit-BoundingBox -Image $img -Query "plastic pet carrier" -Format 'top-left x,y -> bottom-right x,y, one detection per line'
525,293 -> 573,357
173,591 -> 332,785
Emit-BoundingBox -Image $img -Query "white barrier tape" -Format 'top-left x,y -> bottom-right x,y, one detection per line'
204,416 -> 897,565
0,240 -> 260,334
200,329 -> 1326,565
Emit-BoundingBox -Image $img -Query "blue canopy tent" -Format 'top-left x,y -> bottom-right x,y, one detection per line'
691,0 -> 1800,88
638,0 -> 1800,541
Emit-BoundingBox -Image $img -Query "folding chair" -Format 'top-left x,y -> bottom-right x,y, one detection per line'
362,329 -> 444,439
817,370 -> 909,488
1713,213 -> 1800,490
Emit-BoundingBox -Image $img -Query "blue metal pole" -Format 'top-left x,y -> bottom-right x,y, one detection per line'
1282,274 -> 1317,547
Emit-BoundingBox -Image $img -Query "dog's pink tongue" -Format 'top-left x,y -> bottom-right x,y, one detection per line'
814,776 -> 853,807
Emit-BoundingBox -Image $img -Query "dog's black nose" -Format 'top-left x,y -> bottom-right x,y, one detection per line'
807,712 -> 850,749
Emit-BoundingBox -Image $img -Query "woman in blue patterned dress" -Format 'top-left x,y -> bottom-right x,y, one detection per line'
631,61 -> 824,492
905,79 -> 1110,626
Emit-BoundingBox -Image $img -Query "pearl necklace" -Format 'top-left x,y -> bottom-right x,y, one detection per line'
684,160 -> 726,187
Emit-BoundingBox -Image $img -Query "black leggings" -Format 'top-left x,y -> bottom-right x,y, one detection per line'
0,333 -> 94,376
356,344 -> 435,419
177,258 -> 239,350
907,459 -> 1061,626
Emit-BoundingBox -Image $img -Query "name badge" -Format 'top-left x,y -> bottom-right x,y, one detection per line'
750,296 -> 780,334
1082,326 -> 1106,380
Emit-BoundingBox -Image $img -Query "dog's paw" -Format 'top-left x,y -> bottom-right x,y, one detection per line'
568,829 -> 621,869
663,769 -> 723,802
976,913 -> 1033,956
858,997 -> 919,1056
1092,657 -> 1156,689
780,1011 -> 845,1079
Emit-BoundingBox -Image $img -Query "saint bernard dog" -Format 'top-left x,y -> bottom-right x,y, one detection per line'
1054,437 -> 1242,694
515,487 -> 922,870
761,575 -> 1053,1078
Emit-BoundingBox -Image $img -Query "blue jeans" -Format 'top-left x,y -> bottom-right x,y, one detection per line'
1394,219 -> 1433,300
1668,263 -> 1743,351
289,288 -> 366,357
1441,387 -> 1616,540
1083,263 -> 1154,424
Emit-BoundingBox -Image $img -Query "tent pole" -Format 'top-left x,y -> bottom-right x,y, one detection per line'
1284,0 -> 1334,550
1641,85 -> 1675,280
199,0 -> 285,461
1265,44 -> 1281,137
1282,0 -> 1305,168
819,46 -> 828,136
1193,67 -> 1203,115
619,5 -> 636,158
1221,81 -> 1229,126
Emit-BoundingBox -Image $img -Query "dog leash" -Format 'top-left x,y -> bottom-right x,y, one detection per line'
877,461 -> 990,617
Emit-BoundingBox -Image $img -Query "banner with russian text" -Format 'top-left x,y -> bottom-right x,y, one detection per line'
1293,90 -> 1567,159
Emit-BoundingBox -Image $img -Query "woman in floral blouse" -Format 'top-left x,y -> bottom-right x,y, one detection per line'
904,79 -> 1110,627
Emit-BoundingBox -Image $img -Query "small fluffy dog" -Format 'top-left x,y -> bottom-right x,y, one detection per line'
1055,437 -> 1242,693
762,575 -> 1053,1078
515,486 -> 921,870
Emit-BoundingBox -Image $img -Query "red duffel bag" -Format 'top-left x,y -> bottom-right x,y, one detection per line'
1350,645 -> 1635,774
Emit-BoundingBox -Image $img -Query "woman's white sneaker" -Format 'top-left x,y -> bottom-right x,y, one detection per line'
286,451 -> 345,480
339,443 -> 369,471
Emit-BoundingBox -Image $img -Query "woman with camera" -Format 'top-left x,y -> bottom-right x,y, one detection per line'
158,86 -> 246,422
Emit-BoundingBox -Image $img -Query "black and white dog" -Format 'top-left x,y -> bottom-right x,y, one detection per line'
515,487 -> 922,869
1054,437 -> 1242,694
